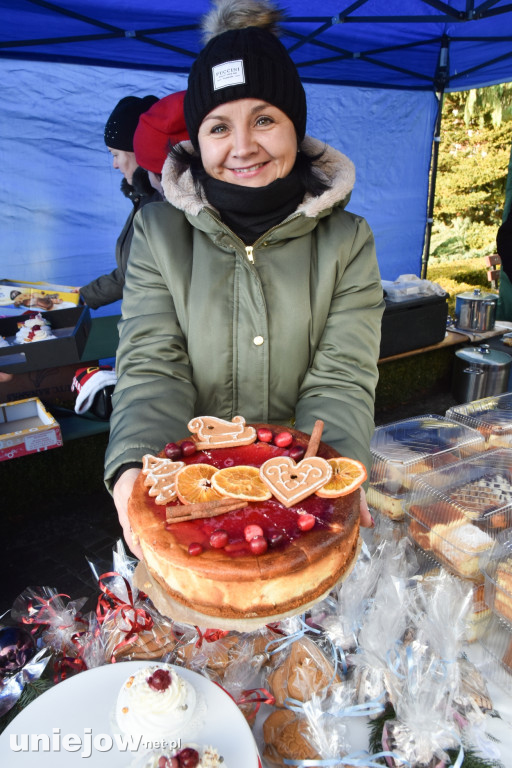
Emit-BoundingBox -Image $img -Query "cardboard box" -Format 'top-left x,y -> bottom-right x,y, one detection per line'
0,362 -> 94,407
0,279 -> 80,314
0,306 -> 91,374
0,397 -> 62,461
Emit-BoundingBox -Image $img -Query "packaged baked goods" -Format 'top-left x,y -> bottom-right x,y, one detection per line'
465,582 -> 492,642
262,708 -> 323,767
447,393 -> 512,448
368,415 -> 485,521
265,634 -> 340,707
349,570 -> 411,716
406,448 -> 512,537
406,509 -> 494,581
482,532 -> 512,626
478,611 -> 512,693
10,586 -> 89,658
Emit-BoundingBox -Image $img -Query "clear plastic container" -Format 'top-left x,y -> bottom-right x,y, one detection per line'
405,450 -> 512,536
482,531 -> 512,628
368,415 -> 486,521
446,392 -> 512,448
478,612 -> 512,693
405,510 -> 494,582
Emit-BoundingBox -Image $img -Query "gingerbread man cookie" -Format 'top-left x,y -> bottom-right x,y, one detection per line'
187,415 -> 256,449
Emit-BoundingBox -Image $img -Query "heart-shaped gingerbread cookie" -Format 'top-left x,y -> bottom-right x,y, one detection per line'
259,456 -> 332,507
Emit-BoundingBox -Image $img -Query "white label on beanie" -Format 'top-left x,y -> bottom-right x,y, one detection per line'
212,59 -> 245,90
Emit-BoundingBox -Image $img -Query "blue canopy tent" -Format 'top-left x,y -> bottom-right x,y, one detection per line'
1,0 -> 512,316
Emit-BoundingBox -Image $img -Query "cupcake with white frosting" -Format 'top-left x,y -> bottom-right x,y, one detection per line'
116,664 -> 199,741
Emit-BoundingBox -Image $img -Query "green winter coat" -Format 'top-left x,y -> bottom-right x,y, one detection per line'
104,136 -> 385,490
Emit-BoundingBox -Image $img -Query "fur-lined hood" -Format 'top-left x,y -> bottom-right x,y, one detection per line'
161,135 -> 355,220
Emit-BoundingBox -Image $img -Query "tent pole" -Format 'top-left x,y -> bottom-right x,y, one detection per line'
421,35 -> 449,279
421,90 -> 444,279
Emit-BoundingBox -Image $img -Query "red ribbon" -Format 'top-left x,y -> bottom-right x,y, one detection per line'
21,592 -> 87,645
96,572 -> 154,662
53,655 -> 88,683
194,626 -> 230,648
236,687 -> 276,716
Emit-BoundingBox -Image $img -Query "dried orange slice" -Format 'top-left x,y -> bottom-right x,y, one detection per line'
175,463 -> 223,505
315,457 -> 367,498
211,465 -> 272,501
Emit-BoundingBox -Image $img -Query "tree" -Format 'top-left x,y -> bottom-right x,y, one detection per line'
431,84 -> 512,257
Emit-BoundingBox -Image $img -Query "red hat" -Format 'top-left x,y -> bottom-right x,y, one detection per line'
133,91 -> 189,174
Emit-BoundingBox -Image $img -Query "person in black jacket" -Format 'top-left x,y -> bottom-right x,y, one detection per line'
79,95 -> 161,309
496,204 -> 512,320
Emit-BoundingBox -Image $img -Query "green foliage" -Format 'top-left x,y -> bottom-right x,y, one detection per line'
368,704 -> 505,768
430,84 -> 512,263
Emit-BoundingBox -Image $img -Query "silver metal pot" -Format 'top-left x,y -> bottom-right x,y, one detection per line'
452,344 -> 512,403
454,288 -> 498,332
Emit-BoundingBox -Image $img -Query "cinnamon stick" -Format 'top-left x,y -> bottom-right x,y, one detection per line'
304,419 -> 324,458
166,497 -> 248,523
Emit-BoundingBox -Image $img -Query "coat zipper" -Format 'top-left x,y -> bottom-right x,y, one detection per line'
205,208 -> 302,266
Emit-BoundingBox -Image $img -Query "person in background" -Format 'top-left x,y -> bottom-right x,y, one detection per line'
496,204 -> 512,321
105,0 -> 384,556
79,95 -> 161,309
133,91 -> 189,197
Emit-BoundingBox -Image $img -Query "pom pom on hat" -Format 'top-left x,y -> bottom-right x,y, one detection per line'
72,365 -> 117,415
184,0 -> 306,149
133,91 -> 189,174
104,95 -> 159,152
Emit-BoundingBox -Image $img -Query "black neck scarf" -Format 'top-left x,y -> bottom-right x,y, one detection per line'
202,167 -> 305,244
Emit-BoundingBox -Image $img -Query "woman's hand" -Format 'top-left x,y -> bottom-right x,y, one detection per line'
359,487 -> 374,528
0,372 -> 13,383
113,468 -> 143,559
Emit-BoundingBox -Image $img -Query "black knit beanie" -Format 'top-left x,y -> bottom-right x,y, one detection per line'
184,25 -> 306,149
104,95 -> 159,151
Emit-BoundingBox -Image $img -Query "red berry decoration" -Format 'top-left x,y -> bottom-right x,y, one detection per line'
289,444 -> 306,461
209,530 -> 229,549
269,532 -> 284,547
249,536 -> 268,555
180,440 -> 197,457
164,442 -> 182,460
297,513 -> 316,532
257,427 -> 273,443
274,431 -> 293,448
178,748 -> 200,768
147,668 -> 172,691
244,524 -> 264,542
188,542 -> 203,556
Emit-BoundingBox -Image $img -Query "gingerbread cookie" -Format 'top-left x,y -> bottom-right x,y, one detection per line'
267,636 -> 339,706
260,456 -> 332,507
263,709 -> 321,767
187,415 -> 256,449
142,454 -> 185,505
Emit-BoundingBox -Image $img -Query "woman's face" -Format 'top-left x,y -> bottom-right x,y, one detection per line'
107,147 -> 138,185
197,99 -> 298,187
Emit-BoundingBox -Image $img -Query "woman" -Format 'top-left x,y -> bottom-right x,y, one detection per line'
105,0 -> 385,555
133,90 -> 189,197
79,94 -> 161,309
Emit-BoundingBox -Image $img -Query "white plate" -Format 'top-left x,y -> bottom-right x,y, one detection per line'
0,661 -> 260,767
